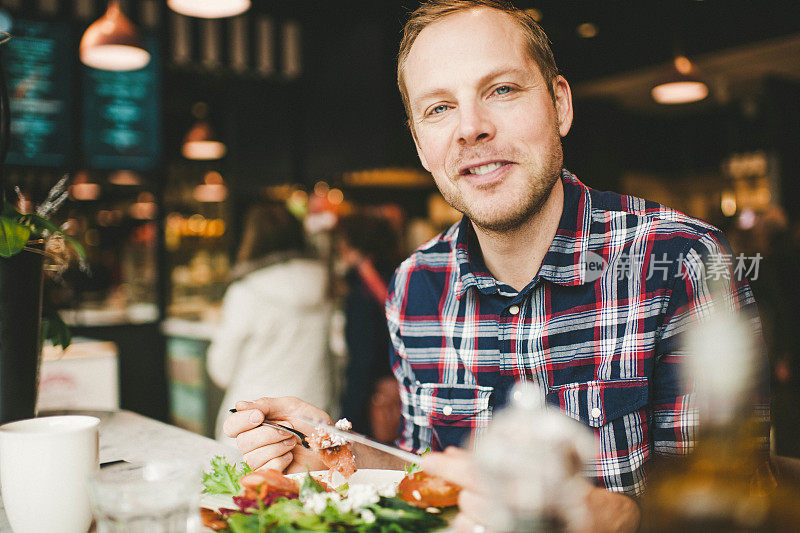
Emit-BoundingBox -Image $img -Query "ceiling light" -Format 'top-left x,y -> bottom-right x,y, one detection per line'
193,171 -> 228,202
70,173 -> 101,201
130,192 -> 157,219
80,1 -> 150,71
168,0 -> 250,19
182,103 -> 226,160
524,8 -> 542,22
108,170 -> 142,186
576,23 -> 598,39
651,55 -> 709,104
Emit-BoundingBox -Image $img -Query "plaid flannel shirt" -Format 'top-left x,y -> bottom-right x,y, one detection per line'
386,169 -> 762,496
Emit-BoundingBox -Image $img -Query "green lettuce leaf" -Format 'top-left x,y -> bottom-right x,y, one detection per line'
300,472 -> 327,499
202,456 -> 253,495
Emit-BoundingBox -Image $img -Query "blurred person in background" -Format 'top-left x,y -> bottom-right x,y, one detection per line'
208,203 -> 333,442
335,213 -> 402,442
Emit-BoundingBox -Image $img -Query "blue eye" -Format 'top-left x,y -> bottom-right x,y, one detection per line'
430,104 -> 448,115
495,85 -> 513,95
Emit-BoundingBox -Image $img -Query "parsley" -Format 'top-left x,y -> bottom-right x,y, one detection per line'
404,447 -> 431,476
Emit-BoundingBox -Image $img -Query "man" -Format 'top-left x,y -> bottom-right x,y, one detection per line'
224,1 -> 761,531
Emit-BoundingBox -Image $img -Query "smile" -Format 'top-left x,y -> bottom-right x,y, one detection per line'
458,161 -> 513,187
467,162 -> 503,175
459,160 -> 513,175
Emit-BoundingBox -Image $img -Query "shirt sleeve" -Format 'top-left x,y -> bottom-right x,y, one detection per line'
652,230 -> 769,457
207,283 -> 253,389
386,268 -> 434,454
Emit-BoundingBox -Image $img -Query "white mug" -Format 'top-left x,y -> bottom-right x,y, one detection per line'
0,415 -> 100,533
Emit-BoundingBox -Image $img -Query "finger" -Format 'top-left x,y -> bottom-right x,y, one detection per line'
223,408 -> 265,439
421,447 -> 479,489
260,452 -> 293,473
452,512 -> 479,533
236,397 -> 312,422
453,511 -> 494,533
458,490 -> 491,526
241,437 -> 297,469
236,425 -> 298,454
245,448 -> 293,472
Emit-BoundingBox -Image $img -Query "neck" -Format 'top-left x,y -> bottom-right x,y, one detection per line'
471,178 -> 564,291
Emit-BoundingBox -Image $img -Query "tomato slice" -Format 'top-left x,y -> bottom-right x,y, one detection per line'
397,471 -> 460,508
239,469 -> 299,496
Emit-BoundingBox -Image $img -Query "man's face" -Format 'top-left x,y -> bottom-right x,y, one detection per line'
404,8 -> 573,232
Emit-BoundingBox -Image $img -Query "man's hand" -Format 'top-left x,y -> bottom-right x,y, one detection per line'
422,447 -> 488,533
421,447 -> 640,533
582,486 -> 640,533
223,396 -> 330,473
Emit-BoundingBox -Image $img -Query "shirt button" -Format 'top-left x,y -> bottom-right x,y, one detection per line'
508,305 -> 520,315
442,405 -> 453,416
590,407 -> 602,419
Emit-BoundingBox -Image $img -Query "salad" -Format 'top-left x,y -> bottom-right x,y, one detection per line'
201,456 -> 451,532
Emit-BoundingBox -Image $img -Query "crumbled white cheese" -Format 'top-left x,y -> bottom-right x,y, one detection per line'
377,483 -> 397,498
302,491 -> 341,515
313,418 -> 352,447
360,509 -> 376,524
335,418 -> 352,431
301,483 -> 381,515
339,484 -> 380,512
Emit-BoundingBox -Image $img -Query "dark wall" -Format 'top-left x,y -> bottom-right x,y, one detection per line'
299,2 -> 418,180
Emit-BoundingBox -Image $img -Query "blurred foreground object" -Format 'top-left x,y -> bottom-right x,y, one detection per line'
641,309 -> 800,531
474,382 -> 595,532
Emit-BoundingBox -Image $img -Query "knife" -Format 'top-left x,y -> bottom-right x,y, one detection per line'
297,416 -> 421,465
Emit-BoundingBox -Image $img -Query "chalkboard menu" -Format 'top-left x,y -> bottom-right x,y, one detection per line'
81,35 -> 161,171
4,19 -> 73,167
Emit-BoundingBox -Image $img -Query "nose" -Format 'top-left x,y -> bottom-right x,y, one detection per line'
456,102 -> 495,146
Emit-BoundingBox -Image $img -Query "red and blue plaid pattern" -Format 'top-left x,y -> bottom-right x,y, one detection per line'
386,170 -> 761,496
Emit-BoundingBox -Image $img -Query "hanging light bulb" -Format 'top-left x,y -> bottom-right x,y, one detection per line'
80,0 -> 150,71
168,0 -> 250,19
182,102 -> 227,160
651,55 -> 709,105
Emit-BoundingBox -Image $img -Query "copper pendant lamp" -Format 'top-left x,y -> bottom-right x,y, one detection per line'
182,103 -> 227,160
80,0 -> 150,71
651,55 -> 709,105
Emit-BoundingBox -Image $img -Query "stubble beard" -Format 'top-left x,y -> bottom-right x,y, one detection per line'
443,134 -> 563,233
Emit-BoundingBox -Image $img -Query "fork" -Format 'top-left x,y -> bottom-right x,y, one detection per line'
228,408 -> 310,449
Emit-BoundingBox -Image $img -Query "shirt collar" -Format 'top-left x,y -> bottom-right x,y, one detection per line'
454,169 -> 594,299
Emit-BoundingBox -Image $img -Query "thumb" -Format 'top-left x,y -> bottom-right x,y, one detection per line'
421,447 -> 478,490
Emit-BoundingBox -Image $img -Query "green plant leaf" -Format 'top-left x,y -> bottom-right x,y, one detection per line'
63,234 -> 87,261
0,217 -> 32,258
21,213 -> 57,236
41,312 -> 72,351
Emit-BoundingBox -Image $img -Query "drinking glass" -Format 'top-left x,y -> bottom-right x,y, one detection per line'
88,461 -> 201,533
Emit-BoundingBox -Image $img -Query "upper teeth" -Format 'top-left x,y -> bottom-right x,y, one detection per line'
468,162 -> 503,175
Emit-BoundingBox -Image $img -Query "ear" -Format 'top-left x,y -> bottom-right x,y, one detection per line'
553,75 -> 574,137
411,124 -> 431,172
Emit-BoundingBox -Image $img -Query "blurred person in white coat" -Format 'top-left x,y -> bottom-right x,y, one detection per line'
208,203 -> 333,442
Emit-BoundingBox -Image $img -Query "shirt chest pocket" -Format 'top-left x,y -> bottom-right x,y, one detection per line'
409,382 -> 494,449
545,377 -> 649,428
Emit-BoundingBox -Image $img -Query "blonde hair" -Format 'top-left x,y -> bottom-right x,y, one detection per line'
397,0 -> 559,126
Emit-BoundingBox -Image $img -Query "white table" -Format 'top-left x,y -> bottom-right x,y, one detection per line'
0,410 -> 242,532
